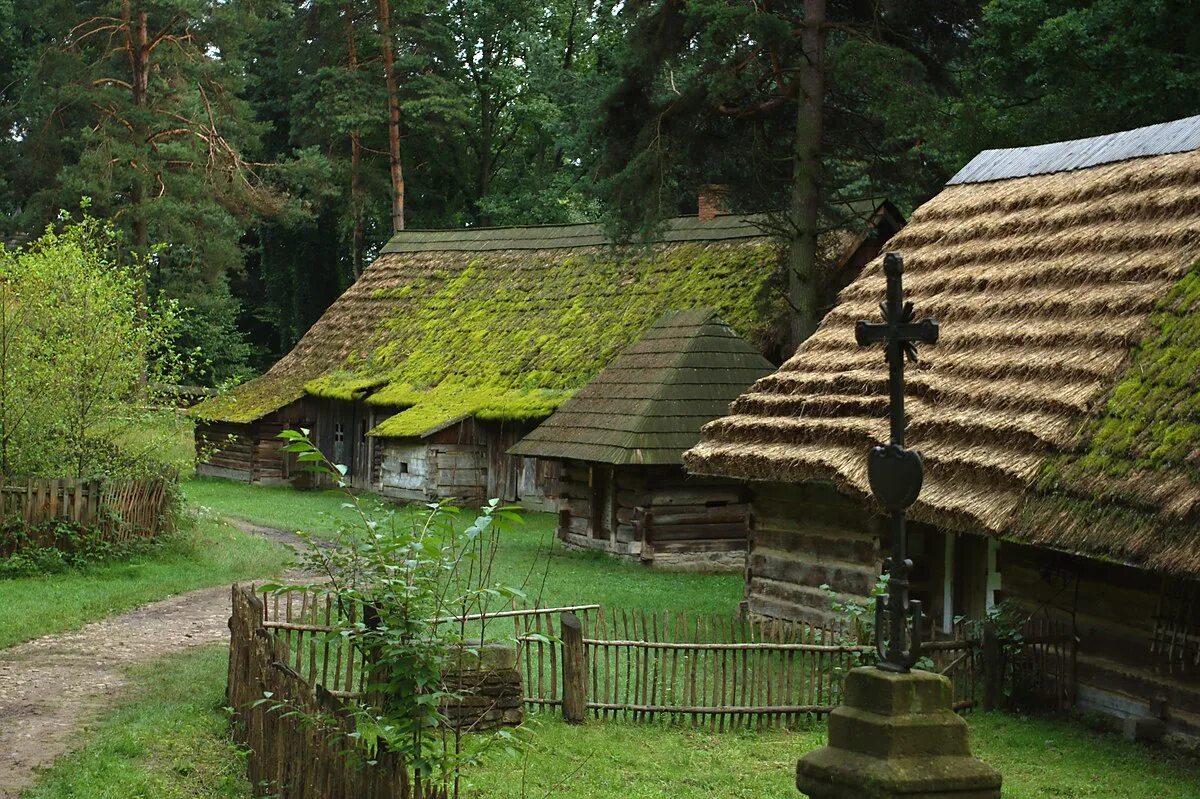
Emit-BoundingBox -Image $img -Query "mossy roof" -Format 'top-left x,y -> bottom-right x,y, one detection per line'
508,308 -> 775,466
189,214 -> 792,432
687,119 -> 1200,576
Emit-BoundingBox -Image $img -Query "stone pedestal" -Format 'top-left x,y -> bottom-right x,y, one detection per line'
440,642 -> 524,731
796,667 -> 1001,799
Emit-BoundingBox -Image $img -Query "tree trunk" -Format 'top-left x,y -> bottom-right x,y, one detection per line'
786,0 -> 825,354
345,3 -> 365,275
128,2 -> 150,256
378,0 -> 405,232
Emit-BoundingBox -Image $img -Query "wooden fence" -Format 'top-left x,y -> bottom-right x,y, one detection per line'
249,588 -> 1073,733
229,585 -> 446,799
515,608 -> 979,729
0,475 -> 174,543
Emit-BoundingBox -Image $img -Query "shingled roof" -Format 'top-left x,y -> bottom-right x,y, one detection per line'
190,215 -> 791,433
509,308 -> 774,465
686,115 -> 1200,577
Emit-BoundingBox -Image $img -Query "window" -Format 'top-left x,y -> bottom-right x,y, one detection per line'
333,423 -> 345,465
399,462 -> 410,474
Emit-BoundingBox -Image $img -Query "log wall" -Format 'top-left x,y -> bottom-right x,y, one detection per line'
1001,543 -> 1200,735
554,460 -> 751,571
745,482 -> 881,625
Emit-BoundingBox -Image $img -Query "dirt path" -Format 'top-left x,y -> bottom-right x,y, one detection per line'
0,518 -> 302,799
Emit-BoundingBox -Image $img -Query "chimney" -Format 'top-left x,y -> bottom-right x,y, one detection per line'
698,185 -> 728,223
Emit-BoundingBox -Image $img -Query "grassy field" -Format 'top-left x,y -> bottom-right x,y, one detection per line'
0,517 -> 290,648
23,645 -> 1200,799
21,647 -> 251,799
184,477 -> 745,616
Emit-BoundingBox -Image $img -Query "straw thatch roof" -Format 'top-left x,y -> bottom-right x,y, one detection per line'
686,116 -> 1200,576
191,215 -> 790,432
508,308 -> 774,465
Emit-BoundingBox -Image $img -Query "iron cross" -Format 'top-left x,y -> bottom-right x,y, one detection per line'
855,251 -> 939,673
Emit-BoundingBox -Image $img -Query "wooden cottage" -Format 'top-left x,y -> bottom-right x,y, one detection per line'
509,308 -> 774,569
685,116 -> 1200,735
192,201 -> 900,504
192,203 -> 903,501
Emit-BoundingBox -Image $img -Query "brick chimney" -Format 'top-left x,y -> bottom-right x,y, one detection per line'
698,185 -> 728,222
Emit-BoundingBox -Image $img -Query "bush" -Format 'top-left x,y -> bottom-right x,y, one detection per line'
0,517 -> 162,578
0,212 -> 191,479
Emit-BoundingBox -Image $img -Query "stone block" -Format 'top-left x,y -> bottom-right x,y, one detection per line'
796,667 -> 1001,799
1123,715 -> 1167,743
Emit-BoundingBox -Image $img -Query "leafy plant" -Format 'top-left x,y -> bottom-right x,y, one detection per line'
262,429 -> 530,797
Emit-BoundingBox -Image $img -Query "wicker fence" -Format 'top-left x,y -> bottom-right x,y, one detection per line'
0,475 -> 174,544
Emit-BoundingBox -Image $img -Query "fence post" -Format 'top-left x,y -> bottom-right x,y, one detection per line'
560,612 -> 586,724
982,620 -> 1002,712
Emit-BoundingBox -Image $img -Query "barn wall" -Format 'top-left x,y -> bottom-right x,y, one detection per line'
554,460 -> 750,571
196,421 -> 255,482
746,482 -> 881,625
1001,544 -> 1200,735
378,421 -> 487,503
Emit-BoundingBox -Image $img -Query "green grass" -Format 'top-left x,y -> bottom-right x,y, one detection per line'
0,518 -> 290,649
183,477 -> 744,615
26,645 -> 1200,799
20,646 -> 250,799
461,712 -> 1200,799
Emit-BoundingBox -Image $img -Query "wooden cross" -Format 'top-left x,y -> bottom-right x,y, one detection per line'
855,251 -> 939,672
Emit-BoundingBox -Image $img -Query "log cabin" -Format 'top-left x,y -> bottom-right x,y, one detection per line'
509,308 -> 774,569
685,116 -> 1200,736
191,199 -> 901,503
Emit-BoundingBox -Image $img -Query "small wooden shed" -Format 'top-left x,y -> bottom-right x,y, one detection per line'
510,308 -> 773,569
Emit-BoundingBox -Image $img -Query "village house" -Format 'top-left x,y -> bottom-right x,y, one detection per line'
509,308 -> 774,569
685,116 -> 1200,735
192,200 -> 901,503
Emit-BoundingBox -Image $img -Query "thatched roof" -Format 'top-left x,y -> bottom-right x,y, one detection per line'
686,115 -> 1200,577
508,308 -> 774,465
192,215 -> 790,432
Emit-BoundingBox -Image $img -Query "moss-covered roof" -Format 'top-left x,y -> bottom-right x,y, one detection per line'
1014,261 -> 1200,573
190,214 -> 791,431
508,308 -> 774,465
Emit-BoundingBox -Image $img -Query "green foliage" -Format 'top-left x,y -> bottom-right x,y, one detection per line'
264,429 -> 529,785
0,216 -> 191,478
957,0 -> 1200,153
0,518 -> 158,578
590,1 -> 975,235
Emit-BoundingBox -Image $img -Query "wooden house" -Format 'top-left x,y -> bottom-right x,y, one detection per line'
509,308 -> 774,569
192,201 -> 900,505
685,116 -> 1200,735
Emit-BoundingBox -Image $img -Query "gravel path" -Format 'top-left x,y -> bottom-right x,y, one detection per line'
0,518 -> 302,799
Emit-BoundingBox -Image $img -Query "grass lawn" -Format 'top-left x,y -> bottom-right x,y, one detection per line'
0,518 -> 290,649
20,646 -> 250,799
24,645 -> 1200,799
183,477 -> 745,616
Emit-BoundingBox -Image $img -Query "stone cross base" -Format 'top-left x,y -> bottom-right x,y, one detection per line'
440,642 -> 525,731
796,667 -> 1001,799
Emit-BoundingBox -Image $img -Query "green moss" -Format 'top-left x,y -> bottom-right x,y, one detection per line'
202,239 -> 784,430
187,373 -> 310,423
1066,262 -> 1200,482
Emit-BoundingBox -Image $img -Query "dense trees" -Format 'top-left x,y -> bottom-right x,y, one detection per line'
1,0 -> 1198,380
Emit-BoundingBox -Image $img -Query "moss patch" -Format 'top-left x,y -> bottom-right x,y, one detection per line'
194,238 -> 785,429
1069,261 -> 1200,481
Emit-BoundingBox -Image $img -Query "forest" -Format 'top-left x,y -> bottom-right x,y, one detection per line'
1,0 -> 1198,384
